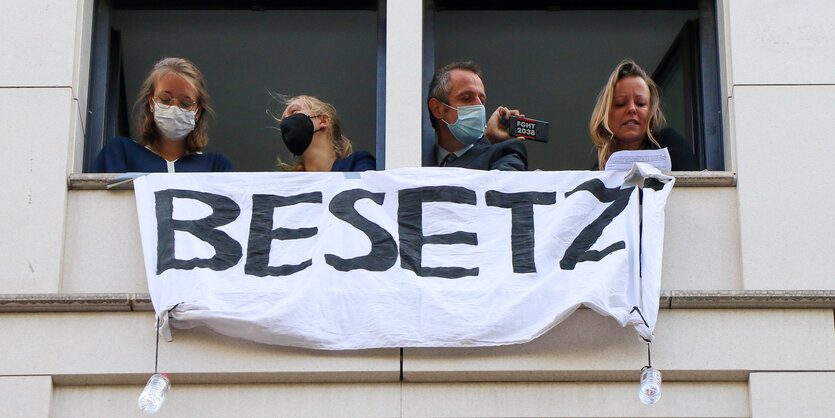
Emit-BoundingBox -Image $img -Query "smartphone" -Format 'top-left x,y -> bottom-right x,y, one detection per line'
507,116 -> 549,143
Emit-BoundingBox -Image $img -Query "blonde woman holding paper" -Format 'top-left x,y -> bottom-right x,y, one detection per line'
589,59 -> 698,171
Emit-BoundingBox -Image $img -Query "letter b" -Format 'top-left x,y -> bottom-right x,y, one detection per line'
155,189 -> 242,274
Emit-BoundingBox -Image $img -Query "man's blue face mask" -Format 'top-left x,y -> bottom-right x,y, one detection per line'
442,102 -> 486,146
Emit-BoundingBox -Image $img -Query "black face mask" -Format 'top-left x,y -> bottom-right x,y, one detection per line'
279,113 -> 316,156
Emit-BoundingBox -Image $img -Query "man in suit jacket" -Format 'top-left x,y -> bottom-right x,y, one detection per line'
426,61 -> 528,171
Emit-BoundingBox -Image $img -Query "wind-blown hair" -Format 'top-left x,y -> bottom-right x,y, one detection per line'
426,60 -> 483,129
589,59 -> 666,169
271,94 -> 353,171
135,57 -> 214,153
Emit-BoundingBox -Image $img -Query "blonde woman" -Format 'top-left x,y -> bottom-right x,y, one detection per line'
92,57 -> 232,172
274,95 -> 375,172
589,59 -> 698,170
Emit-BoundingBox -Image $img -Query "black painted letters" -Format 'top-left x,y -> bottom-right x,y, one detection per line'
155,189 -> 242,274
560,180 -> 634,270
153,177 -> 643,276
245,192 -> 322,277
325,189 -> 397,272
398,186 -> 479,278
485,191 -> 557,273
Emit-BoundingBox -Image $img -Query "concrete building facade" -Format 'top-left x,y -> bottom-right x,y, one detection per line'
1,0 -> 833,416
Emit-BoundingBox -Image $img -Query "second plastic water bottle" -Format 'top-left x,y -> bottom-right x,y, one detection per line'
638,367 -> 662,404
138,373 -> 171,414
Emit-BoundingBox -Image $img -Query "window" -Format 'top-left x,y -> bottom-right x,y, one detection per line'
84,0 -> 384,172
423,0 -> 723,170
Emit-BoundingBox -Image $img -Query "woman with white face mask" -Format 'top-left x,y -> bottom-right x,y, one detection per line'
92,57 -> 233,173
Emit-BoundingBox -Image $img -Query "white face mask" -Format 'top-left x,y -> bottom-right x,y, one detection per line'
441,103 -> 486,146
153,100 -> 197,140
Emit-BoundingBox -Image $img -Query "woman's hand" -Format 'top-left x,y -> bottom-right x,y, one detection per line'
485,106 -> 525,144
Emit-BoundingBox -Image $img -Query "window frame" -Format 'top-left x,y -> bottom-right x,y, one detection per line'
83,0 -> 388,172
422,0 -> 724,171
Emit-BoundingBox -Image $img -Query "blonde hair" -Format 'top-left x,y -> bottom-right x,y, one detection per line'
271,94 -> 353,171
589,59 -> 666,169
135,57 -> 214,153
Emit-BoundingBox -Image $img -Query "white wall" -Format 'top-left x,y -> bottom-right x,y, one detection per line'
0,0 -> 93,293
385,0 -> 424,169
726,0 -> 835,289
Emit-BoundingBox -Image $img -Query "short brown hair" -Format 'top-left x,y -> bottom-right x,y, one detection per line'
426,61 -> 483,129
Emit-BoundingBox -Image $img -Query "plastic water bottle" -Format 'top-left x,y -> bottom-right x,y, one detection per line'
138,373 -> 171,414
638,367 -> 662,404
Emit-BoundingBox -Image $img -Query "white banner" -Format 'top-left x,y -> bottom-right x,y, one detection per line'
134,164 -> 673,350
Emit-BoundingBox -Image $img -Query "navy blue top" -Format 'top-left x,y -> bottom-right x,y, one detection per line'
91,137 -> 233,173
330,151 -> 376,172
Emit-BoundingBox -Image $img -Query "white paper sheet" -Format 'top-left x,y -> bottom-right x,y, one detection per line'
605,148 -> 672,172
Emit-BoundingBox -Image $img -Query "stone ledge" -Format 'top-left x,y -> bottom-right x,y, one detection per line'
68,173 -> 131,190
0,293 -> 152,312
670,171 -> 736,187
668,290 -> 835,308
68,171 -> 736,190
0,291 -> 831,313
42,370 -> 770,385
50,371 -> 400,386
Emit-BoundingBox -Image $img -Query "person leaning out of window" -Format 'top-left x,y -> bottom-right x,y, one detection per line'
590,59 -> 698,171
274,95 -> 375,172
92,57 -> 233,173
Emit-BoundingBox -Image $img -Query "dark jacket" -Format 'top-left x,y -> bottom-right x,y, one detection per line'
435,137 -> 528,171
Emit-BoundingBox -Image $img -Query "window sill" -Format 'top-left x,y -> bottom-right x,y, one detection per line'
68,171 -> 736,190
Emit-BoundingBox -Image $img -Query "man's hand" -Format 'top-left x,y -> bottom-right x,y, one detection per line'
485,106 -> 525,144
